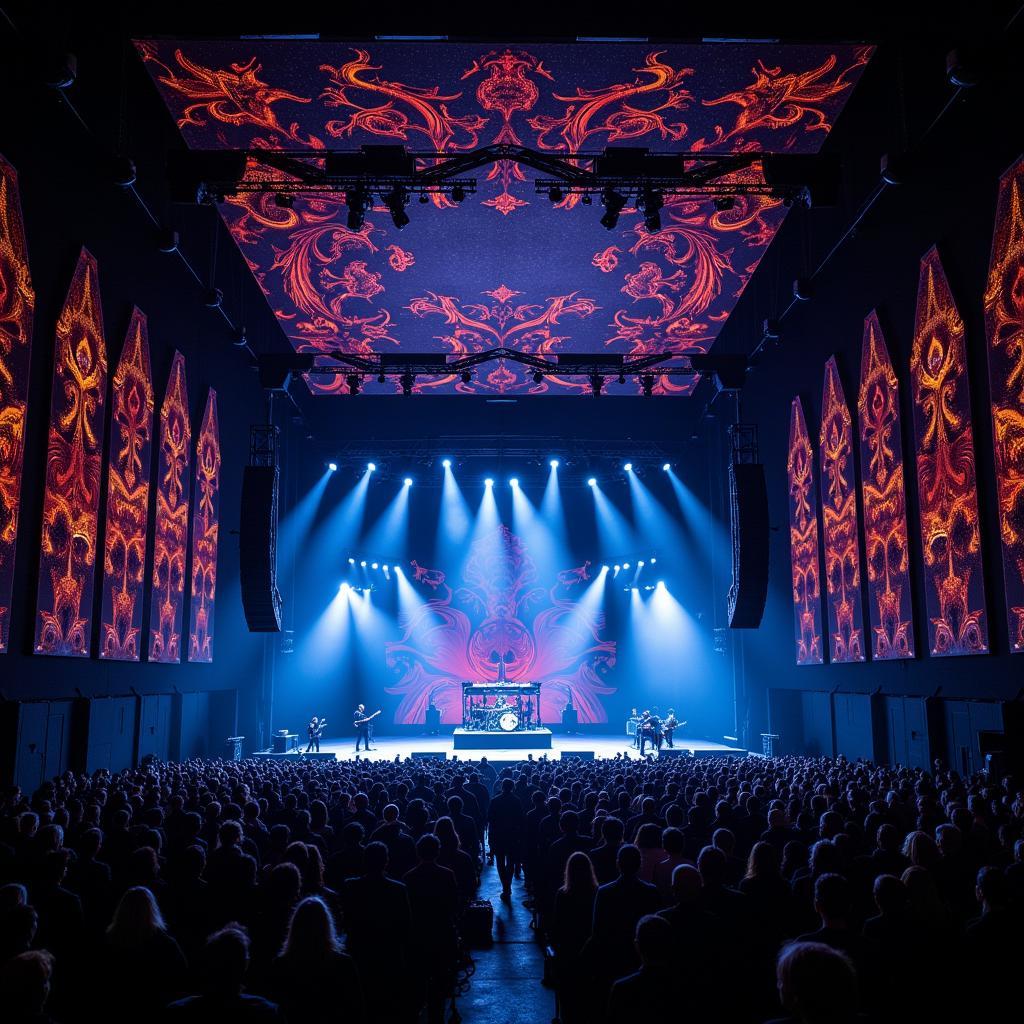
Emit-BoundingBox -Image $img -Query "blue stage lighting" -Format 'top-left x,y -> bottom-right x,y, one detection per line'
368,462 -> 376,472
339,582 -> 349,592
360,560 -> 367,568
657,580 -> 665,589
623,562 -> 630,570
638,560 -> 645,567
624,462 -> 633,471
485,478 -> 494,487
371,562 -> 379,570
550,459 -> 559,469
650,556 -> 657,564
601,564 -> 609,572
348,557 -> 355,565
383,564 -> 389,572
632,586 -> 639,593
509,477 -> 519,487
328,462 -> 338,472
404,477 -> 412,487
442,459 -> 451,469
588,477 -> 597,487
662,463 -> 670,471
613,564 -> 621,573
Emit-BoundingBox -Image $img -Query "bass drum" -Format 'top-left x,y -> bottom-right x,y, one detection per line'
498,711 -> 519,732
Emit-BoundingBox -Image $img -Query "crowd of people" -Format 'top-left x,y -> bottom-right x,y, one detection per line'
1,750 -> 1021,1023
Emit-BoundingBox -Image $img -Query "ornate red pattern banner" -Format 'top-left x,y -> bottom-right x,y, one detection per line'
148,351 -> 191,663
984,157 -> 1024,653
820,357 -> 866,661
0,155 -> 34,653
911,248 -> 988,656
857,313 -> 915,659
788,397 -> 824,665
100,309 -> 154,661
35,249 -> 107,656
188,389 -> 220,662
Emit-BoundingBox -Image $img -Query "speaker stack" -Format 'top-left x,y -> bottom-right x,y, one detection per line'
240,465 -> 283,632
727,461 -> 769,628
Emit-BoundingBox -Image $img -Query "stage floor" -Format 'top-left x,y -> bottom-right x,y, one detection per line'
313,733 -> 746,762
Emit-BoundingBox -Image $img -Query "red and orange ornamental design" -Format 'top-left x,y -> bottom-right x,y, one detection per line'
100,309 -> 154,661
911,248 -> 988,656
149,351 -> 191,663
787,397 -> 824,665
188,389 -> 220,662
984,157 -> 1024,653
0,155 -> 35,653
35,250 -> 107,656
857,313 -> 914,659
820,358 -> 866,662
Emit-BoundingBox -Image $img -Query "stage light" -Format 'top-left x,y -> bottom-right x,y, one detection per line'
509,477 -> 519,487
601,564 -> 609,572
485,478 -> 494,487
550,459 -> 559,469
639,187 -> 664,232
328,462 -> 338,472
624,462 -> 633,472
371,562 -> 379,570
657,580 -> 665,589
662,463 -> 670,472
383,564 -> 389,572
650,556 -> 657,564
588,477 -> 597,487
345,187 -> 369,231
442,459 -> 452,469
623,562 -> 631,570
451,184 -> 466,203
613,565 -> 621,576
368,462 -> 376,472
638,560 -> 645,567
549,184 -> 564,204
360,560 -> 367,567
348,557 -> 355,565
400,372 -> 415,396
384,185 -> 410,229
589,373 -> 604,397
460,370 -> 472,384
339,582 -> 349,592
600,187 -> 627,229
533,371 -> 544,385
632,586 -> 639,593
404,477 -> 413,487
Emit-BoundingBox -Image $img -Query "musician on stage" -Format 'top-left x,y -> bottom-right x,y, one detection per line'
306,716 -> 325,753
626,707 -> 641,748
354,703 -> 375,753
663,709 -> 679,748
638,710 -> 653,755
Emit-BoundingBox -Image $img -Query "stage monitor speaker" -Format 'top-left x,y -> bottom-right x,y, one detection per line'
659,748 -> 690,759
425,708 -> 441,734
240,465 -> 283,631
560,751 -> 594,760
727,462 -> 769,628
412,751 -> 447,760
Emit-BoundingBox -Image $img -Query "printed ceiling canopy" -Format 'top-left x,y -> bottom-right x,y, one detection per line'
137,39 -> 872,395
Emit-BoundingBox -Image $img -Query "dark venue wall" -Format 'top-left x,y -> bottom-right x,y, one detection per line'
706,28 -> 1024,769
0,27 -> 284,783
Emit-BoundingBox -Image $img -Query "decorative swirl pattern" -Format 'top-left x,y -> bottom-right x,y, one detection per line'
911,249 -> 988,656
984,158 -> 1024,652
36,250 -> 107,657
0,155 -> 34,652
188,390 -> 220,662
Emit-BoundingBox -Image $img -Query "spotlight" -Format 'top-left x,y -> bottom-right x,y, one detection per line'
550,459 -> 559,469
368,462 -> 377,472
650,557 -> 657,564
600,187 -> 627,230
638,560 -> 645,567
360,560 -> 367,567
588,477 -> 597,487
613,564 -> 621,574
460,370 -> 472,385
509,478 -> 519,487
274,192 -> 294,209
632,587 -> 639,593
383,564 -> 389,572
533,371 -> 544,385
451,184 -> 466,203
400,372 -> 416,396
589,373 -> 604,397
662,463 -> 670,472
345,374 -> 362,395
348,557 -> 355,565
639,187 -> 664,232
713,195 -> 736,212
340,582 -> 349,592
345,188 -> 369,231
601,565 -> 609,572
485,478 -> 494,487
384,185 -> 410,229
377,372 -> 386,384
623,562 -> 631,570
623,462 -> 633,472
404,477 -> 413,487
419,192 -> 430,204
640,373 -> 655,397
549,184 -> 564,203
328,462 -> 338,472
442,459 -> 452,469
657,580 -> 665,589
371,562 -> 379,570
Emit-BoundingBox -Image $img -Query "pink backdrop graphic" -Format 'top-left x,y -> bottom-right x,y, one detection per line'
385,525 -> 616,724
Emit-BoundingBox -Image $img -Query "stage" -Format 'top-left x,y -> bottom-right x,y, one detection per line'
263,732 -> 748,762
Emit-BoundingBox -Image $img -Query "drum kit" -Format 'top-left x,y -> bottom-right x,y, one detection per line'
466,696 -> 531,732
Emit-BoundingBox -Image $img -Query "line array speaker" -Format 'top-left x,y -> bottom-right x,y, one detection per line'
239,465 -> 283,632
727,462 -> 769,628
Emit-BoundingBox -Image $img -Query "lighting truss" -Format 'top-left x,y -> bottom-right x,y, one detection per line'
173,144 -> 823,207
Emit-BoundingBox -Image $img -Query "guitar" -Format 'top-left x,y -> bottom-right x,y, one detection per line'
355,710 -> 382,728
313,719 -> 327,738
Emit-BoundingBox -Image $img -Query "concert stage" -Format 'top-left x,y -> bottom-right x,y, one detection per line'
309,733 -> 747,762
453,727 -> 552,750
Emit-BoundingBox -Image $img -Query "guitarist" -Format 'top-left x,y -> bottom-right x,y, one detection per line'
354,703 -> 380,752
306,716 -> 326,753
663,709 -> 683,749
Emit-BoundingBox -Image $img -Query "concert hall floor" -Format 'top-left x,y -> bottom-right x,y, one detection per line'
314,733 -> 746,762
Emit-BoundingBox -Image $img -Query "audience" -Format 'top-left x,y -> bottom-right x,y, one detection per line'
0,752 -> 1020,1024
